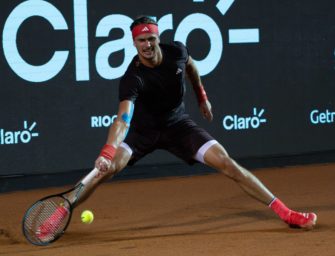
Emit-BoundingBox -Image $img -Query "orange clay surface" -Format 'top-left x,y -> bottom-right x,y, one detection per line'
1,163 -> 334,256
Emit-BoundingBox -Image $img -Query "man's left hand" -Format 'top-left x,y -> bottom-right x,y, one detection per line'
199,100 -> 213,122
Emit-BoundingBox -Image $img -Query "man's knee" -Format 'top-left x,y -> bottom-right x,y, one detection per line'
108,160 -> 125,175
106,148 -> 130,176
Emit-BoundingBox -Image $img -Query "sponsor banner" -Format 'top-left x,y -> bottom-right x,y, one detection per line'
91,115 -> 118,128
0,121 -> 39,145
0,0 -> 334,175
223,108 -> 267,131
310,109 -> 335,125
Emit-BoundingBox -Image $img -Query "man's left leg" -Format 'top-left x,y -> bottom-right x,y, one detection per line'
197,141 -> 317,229
200,142 -> 274,204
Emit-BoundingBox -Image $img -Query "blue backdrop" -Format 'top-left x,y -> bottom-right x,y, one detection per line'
0,0 -> 334,175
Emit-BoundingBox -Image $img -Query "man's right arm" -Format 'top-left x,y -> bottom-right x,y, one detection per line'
105,100 -> 134,147
95,100 -> 134,172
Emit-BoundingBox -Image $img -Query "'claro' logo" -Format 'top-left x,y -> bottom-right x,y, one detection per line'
2,0 -> 259,83
222,108 -> 267,130
0,121 -> 39,145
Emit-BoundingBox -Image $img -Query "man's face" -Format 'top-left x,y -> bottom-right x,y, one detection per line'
133,33 -> 160,60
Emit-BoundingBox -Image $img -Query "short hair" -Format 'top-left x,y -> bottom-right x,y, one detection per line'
130,16 -> 157,31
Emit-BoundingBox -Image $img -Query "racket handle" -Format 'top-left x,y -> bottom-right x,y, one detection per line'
81,168 -> 99,185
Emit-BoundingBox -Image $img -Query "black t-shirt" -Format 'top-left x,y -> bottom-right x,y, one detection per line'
119,41 -> 189,129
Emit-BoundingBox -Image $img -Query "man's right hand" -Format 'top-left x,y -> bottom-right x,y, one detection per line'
95,156 -> 112,174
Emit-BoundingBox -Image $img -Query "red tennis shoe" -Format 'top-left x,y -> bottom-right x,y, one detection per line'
36,206 -> 69,240
285,211 -> 317,229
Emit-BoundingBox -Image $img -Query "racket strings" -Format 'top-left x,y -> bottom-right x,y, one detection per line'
23,197 -> 70,245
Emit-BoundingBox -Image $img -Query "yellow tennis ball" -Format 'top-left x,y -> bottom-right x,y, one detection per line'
81,210 -> 94,224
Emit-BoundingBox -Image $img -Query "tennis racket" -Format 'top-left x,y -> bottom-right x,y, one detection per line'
22,168 -> 99,246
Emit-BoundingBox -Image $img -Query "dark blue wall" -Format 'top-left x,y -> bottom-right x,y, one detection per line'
1,0 -> 335,176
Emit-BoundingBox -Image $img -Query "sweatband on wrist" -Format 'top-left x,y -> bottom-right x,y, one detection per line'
193,84 -> 208,104
99,144 -> 116,160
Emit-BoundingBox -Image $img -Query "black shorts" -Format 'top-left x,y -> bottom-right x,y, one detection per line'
123,118 -> 215,165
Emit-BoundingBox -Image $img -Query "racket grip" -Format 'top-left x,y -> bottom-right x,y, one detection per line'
81,168 -> 100,185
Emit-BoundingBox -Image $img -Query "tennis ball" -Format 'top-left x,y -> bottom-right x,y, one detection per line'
81,210 -> 94,224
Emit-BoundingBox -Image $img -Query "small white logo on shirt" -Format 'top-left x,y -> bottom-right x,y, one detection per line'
176,68 -> 182,74
141,26 -> 149,32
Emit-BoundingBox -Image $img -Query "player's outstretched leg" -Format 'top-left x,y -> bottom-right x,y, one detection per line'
203,143 -> 317,229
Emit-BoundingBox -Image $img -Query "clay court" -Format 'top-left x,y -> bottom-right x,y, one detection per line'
0,163 -> 334,256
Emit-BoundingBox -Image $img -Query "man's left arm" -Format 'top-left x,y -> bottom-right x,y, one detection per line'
186,56 -> 213,122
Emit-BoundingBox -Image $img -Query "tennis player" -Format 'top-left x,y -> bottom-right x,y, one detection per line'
40,16 -> 317,236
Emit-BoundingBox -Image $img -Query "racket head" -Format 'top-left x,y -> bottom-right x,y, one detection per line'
22,195 -> 73,246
